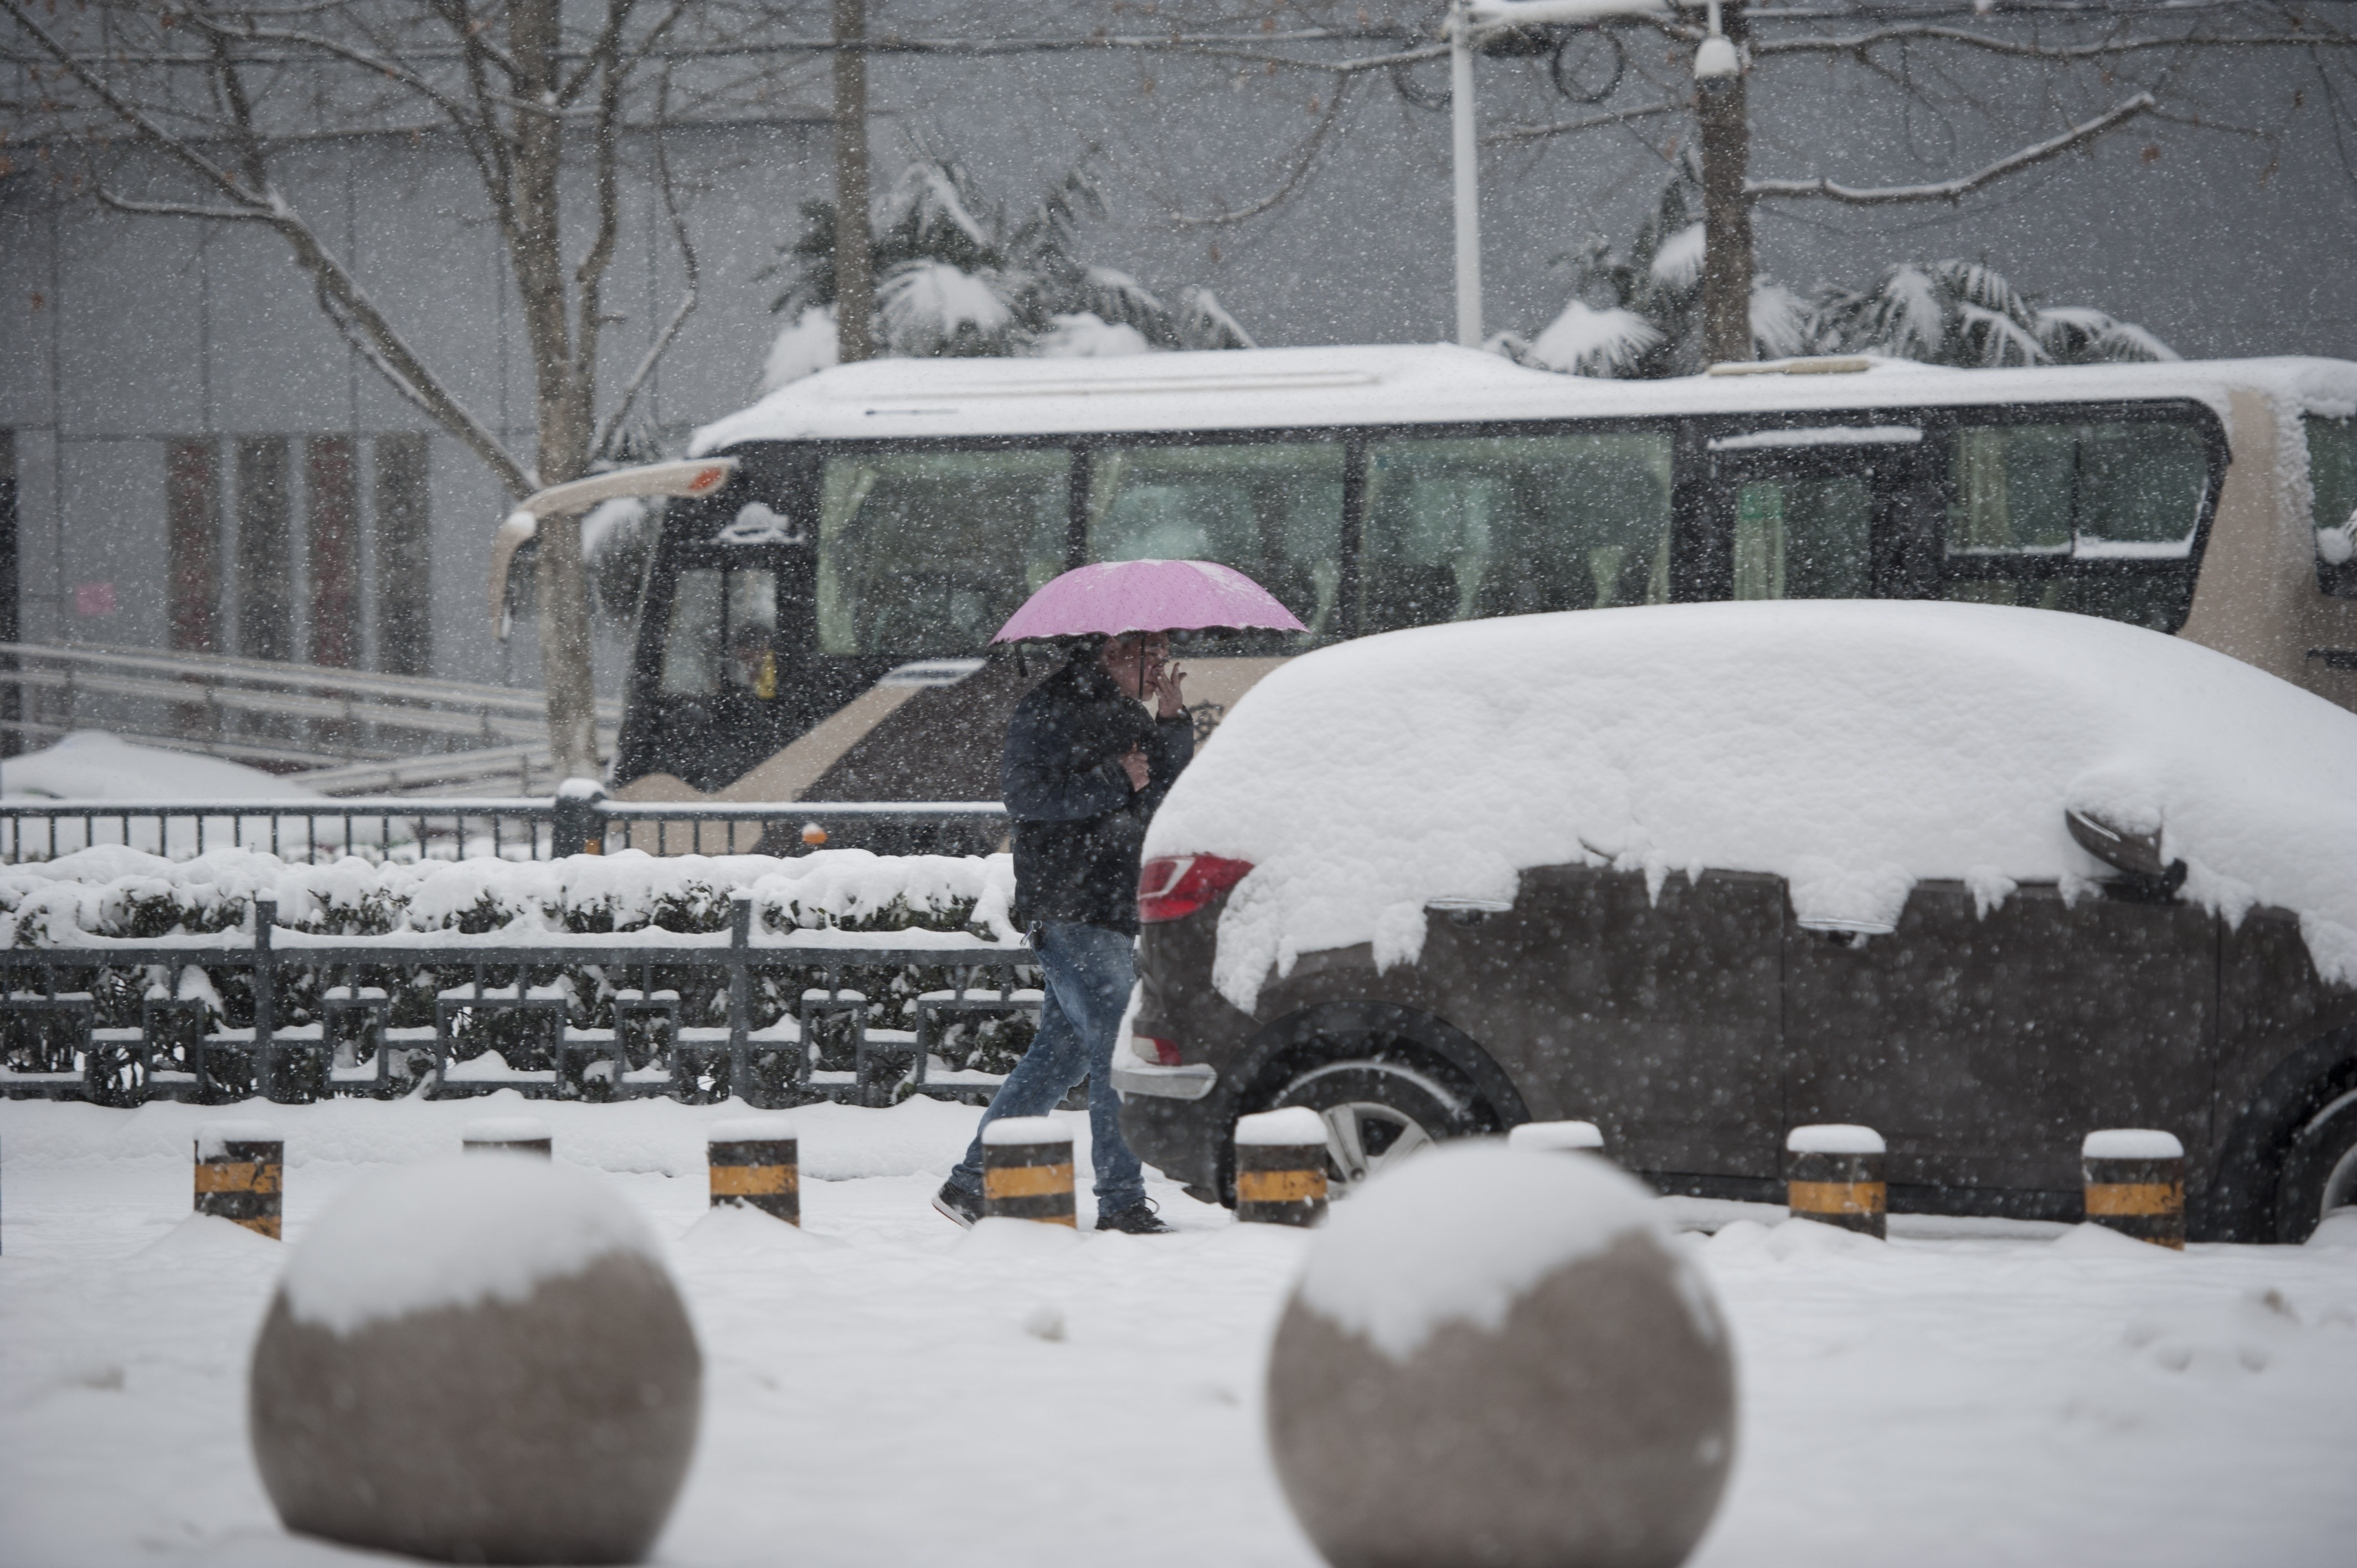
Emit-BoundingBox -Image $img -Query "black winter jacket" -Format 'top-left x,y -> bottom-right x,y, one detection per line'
1002,656 -> 1193,936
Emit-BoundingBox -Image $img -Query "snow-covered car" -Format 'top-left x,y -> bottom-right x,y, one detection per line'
1113,600 -> 2357,1243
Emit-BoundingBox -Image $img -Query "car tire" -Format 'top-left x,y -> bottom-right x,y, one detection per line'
1262,1055 -> 1486,1195
2275,1084 -> 2357,1243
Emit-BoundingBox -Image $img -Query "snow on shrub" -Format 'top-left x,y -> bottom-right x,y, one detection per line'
0,848 -> 1032,1102
0,846 -> 1018,946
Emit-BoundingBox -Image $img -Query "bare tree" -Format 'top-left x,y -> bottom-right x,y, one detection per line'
1056,1 -> 2353,364
0,0 -> 788,779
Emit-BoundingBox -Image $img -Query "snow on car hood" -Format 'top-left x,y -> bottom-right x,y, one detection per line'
1143,601 -> 2357,1013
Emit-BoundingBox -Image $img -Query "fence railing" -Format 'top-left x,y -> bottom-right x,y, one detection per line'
0,796 -> 1011,863
1,898 -> 1039,1109
0,639 -> 619,777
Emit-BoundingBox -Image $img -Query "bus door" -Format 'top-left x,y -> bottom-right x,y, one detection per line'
624,471 -> 838,794
1695,423 -> 1939,604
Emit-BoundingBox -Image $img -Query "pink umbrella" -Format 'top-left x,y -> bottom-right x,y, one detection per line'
991,559 -> 1307,643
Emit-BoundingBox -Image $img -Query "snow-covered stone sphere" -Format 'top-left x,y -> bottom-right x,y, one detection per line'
248,1155 -> 700,1565
1265,1144 -> 1734,1568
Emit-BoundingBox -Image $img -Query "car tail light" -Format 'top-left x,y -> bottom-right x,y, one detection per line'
1131,1035 -> 1182,1066
1138,854 -> 1254,924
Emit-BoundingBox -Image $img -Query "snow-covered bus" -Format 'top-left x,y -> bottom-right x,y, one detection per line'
490,347 -> 2357,842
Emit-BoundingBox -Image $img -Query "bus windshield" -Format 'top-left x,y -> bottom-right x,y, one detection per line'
818,448 -> 1071,656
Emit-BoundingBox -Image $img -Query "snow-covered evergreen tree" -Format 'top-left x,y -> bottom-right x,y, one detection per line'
760,152 -> 1252,391
1495,157 -> 2173,378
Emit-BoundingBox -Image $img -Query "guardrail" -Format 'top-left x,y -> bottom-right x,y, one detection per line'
0,639 -> 619,776
0,796 -> 1011,862
1,897 -> 1039,1109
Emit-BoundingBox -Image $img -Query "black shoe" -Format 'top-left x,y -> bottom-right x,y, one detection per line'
1095,1198 -> 1174,1234
933,1182 -> 984,1229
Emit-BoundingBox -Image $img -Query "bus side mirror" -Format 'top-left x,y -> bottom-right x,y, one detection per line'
489,510 -> 537,642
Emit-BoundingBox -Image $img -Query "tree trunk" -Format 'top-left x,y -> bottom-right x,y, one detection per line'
511,0 -> 603,782
1697,3 -> 1756,367
833,0 -> 874,363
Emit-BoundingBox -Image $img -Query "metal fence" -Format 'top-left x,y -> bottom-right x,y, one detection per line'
1,897 -> 1039,1109
0,796 -> 1011,863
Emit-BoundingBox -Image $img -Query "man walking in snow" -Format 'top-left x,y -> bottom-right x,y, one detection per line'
934,630 -> 1193,1234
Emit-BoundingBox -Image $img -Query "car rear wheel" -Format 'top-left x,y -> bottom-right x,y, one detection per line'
1263,1056 -> 1484,1195
2277,1085 -> 2357,1242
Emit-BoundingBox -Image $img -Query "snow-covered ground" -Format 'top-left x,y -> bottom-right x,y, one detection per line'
3,1093 -> 2353,1568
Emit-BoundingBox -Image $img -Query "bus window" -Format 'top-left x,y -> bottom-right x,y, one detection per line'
1731,476 -> 1873,601
660,567 -> 779,697
2309,416 -> 2357,595
1086,442 -> 1344,639
1942,420 -> 2211,631
817,449 -> 1071,654
1361,432 -> 1673,633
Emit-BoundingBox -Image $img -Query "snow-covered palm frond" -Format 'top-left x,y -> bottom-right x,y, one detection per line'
763,149 -> 1248,375
2035,306 -> 2178,364
1512,154 -> 2173,383
1176,287 -> 1257,351
1079,266 -> 1173,340
1934,260 -> 2041,329
1031,312 -> 1156,359
1522,300 -> 1663,377
1650,223 -> 1706,291
1012,163 -> 1110,278
1750,281 -> 1816,361
1874,265 -> 1949,360
877,260 -> 1023,357
883,159 -> 997,268
762,305 -> 841,393
1954,301 -> 2049,368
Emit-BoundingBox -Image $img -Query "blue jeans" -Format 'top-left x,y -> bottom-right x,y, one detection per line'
949,921 -> 1145,1214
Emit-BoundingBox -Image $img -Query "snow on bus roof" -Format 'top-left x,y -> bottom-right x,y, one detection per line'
1140,600 -> 2357,1015
690,345 -> 2357,451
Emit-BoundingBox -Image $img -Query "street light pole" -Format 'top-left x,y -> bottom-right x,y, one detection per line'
1450,0 -> 1484,348
1448,0 -> 1675,351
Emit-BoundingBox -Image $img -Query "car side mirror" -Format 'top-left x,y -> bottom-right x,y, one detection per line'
2065,807 -> 2188,901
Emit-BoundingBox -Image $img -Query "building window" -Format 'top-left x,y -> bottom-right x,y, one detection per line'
306,435 -> 359,669
374,434 -> 431,676
236,437 -> 292,663
165,437 -> 221,653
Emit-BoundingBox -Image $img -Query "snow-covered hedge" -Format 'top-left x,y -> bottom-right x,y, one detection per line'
0,845 -> 1020,946
0,848 -> 1033,1105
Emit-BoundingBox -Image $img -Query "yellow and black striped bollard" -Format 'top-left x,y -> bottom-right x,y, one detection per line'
195,1122 -> 283,1240
461,1117 -> 552,1158
708,1116 -> 800,1226
981,1117 -> 1075,1226
1785,1124 -> 1886,1239
2081,1129 -> 2185,1249
1235,1107 -> 1330,1227
1507,1120 -> 1605,1156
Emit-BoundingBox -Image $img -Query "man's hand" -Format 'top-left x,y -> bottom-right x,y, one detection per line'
1118,748 -> 1150,792
1148,659 -> 1187,721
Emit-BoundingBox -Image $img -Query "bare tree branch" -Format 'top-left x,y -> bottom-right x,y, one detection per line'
1753,25 -> 2356,61
4,0 -> 532,493
596,73 -> 696,460
1746,91 -> 2157,204
1487,96 -> 1684,147
96,188 -> 275,223
1166,75 -> 1354,228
